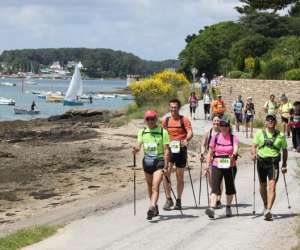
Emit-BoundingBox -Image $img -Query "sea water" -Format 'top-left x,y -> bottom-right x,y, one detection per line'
0,79 -> 133,121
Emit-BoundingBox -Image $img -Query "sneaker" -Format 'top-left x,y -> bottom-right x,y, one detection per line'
173,199 -> 182,210
163,198 -> 174,210
225,206 -> 232,217
154,205 -> 159,217
215,200 -> 222,209
205,207 -> 215,219
264,209 -> 273,221
147,206 -> 155,220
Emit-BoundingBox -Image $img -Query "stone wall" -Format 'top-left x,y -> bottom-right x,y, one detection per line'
218,78 -> 300,119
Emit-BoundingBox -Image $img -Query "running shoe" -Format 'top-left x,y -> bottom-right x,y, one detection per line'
205,207 -> 215,219
215,200 -> 222,209
154,205 -> 159,217
147,206 -> 156,220
225,206 -> 232,217
163,198 -> 174,210
173,199 -> 182,210
264,209 -> 273,221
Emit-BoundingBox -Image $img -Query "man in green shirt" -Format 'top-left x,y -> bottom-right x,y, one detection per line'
264,94 -> 278,116
133,110 -> 170,220
251,114 -> 288,221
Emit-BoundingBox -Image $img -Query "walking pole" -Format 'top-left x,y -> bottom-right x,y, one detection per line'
198,158 -> 203,206
231,167 -> 239,216
205,174 -> 210,207
283,173 -> 292,210
253,160 -> 256,215
187,160 -> 198,208
164,175 -> 183,215
133,154 -> 136,216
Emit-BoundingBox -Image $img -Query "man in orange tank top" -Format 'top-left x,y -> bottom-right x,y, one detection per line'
162,99 -> 193,210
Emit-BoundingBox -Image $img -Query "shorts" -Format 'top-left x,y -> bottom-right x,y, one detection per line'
204,104 -> 210,114
201,86 -> 207,93
245,114 -> 254,123
211,166 -> 237,195
234,113 -> 243,123
170,147 -> 187,168
281,116 -> 289,124
143,157 -> 164,174
190,106 -> 196,113
257,157 -> 280,183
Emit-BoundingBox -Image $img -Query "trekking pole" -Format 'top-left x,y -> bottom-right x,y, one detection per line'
133,154 -> 136,216
164,175 -> 183,215
231,167 -> 239,216
205,174 -> 210,207
198,159 -> 203,206
253,160 -> 256,215
283,173 -> 292,210
187,160 -> 198,208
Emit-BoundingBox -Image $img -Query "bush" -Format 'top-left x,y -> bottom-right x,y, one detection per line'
153,71 -> 189,88
263,58 -> 287,79
240,72 -> 252,79
227,70 -> 243,79
285,69 -> 300,80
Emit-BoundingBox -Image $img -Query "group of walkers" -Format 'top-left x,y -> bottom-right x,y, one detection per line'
132,91 -> 299,221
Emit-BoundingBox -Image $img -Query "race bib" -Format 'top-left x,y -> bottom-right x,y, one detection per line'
144,142 -> 158,157
217,158 -> 231,169
170,140 -> 180,153
247,110 -> 253,115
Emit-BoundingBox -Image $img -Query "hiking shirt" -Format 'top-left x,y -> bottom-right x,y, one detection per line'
162,116 -> 192,141
212,100 -> 225,114
253,129 -> 287,158
188,96 -> 198,108
232,100 -> 244,114
279,102 -> 293,118
200,77 -> 207,87
138,127 -> 170,159
264,100 -> 277,115
209,133 -> 238,168
203,94 -> 211,104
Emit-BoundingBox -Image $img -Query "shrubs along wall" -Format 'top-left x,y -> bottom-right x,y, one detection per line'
219,78 -> 300,119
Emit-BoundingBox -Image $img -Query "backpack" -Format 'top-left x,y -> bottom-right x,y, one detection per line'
165,115 -> 187,134
142,127 -> 163,139
258,130 -> 280,152
212,132 -> 235,159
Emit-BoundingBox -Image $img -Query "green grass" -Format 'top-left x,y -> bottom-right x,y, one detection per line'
0,225 -> 59,250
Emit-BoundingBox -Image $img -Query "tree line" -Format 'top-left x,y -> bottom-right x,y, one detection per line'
179,0 -> 300,80
0,48 -> 180,78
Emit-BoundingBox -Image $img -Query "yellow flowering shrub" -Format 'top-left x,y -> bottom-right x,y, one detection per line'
153,71 -> 189,88
245,57 -> 255,73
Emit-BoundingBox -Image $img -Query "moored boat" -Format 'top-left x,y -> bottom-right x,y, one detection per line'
14,108 -> 40,115
0,97 -> 15,105
0,82 -> 16,87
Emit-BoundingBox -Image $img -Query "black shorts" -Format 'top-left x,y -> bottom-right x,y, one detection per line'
245,114 -> 254,123
170,147 -> 187,168
204,104 -> 210,114
235,113 -> 243,123
257,157 -> 280,183
143,157 -> 164,174
190,106 -> 196,113
211,166 -> 237,195
281,116 -> 289,124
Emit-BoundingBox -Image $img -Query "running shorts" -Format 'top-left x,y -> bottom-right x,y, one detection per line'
245,114 -> 254,123
204,104 -> 210,114
257,156 -> 280,183
190,106 -> 196,114
235,113 -> 243,123
170,147 -> 187,168
143,157 -> 164,174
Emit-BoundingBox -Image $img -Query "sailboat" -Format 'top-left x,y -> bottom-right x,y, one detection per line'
25,62 -> 37,85
63,64 -> 84,106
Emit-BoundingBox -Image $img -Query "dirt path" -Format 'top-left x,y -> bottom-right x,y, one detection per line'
24,101 -> 300,250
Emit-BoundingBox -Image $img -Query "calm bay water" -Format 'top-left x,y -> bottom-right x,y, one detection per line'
0,79 -> 133,121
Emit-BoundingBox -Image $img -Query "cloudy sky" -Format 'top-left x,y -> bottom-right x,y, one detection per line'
0,0 -> 241,60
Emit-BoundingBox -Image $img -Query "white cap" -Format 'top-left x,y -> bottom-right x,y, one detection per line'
247,96 -> 252,99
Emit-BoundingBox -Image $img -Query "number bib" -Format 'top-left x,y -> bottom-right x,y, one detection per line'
170,141 -> 180,154
144,142 -> 158,157
217,158 -> 231,169
247,110 -> 253,115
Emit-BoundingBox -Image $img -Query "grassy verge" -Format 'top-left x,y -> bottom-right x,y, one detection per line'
0,225 -> 59,250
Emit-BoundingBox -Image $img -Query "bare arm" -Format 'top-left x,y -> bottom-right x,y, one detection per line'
163,144 -> 170,169
251,144 -> 257,161
132,142 -> 142,155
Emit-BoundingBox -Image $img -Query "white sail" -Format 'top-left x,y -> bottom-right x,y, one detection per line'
65,64 -> 83,101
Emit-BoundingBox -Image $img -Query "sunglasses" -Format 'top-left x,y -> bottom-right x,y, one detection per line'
146,117 -> 156,121
219,122 -> 229,127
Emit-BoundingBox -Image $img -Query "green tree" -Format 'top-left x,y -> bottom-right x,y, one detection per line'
289,1 -> 300,16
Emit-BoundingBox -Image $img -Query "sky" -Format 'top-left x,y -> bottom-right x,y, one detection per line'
0,0 -> 241,61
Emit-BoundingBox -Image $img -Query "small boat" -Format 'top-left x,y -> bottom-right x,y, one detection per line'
64,64 -> 84,106
46,94 -> 64,102
0,82 -> 16,87
37,94 -> 46,99
0,97 -> 15,105
14,108 -> 40,115
102,94 -> 116,99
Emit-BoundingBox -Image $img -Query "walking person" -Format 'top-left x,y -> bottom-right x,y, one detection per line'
200,115 -> 223,208
264,94 -> 278,116
31,100 -> 36,111
203,90 -> 212,120
289,101 -> 300,152
203,117 -> 239,218
132,110 -> 170,220
232,95 -> 244,132
199,73 -> 208,97
162,99 -> 193,210
278,94 -> 293,137
251,114 -> 288,221
212,95 -> 226,118
188,92 -> 198,120
244,97 -> 255,138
